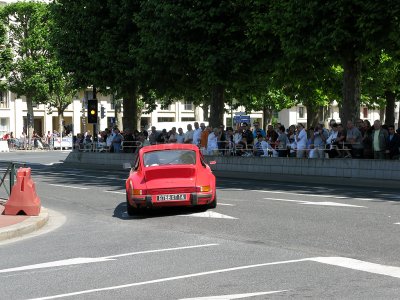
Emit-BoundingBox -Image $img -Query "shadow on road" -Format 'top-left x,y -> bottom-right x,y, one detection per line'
113,201 -> 209,220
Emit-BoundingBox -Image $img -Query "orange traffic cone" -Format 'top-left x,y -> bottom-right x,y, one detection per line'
4,168 -> 41,216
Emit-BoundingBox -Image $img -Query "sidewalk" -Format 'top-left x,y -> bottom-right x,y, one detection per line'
0,201 -> 49,242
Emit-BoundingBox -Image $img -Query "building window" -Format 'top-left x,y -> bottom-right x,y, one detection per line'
363,107 -> 368,118
0,91 -> 8,108
181,117 -> 195,122
158,117 -> 175,122
299,107 -> 305,119
160,104 -> 172,111
0,118 -> 9,136
183,101 -> 193,111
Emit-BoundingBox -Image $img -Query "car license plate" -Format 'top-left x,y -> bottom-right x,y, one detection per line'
157,194 -> 187,201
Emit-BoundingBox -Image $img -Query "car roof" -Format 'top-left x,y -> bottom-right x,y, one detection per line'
139,144 -> 200,156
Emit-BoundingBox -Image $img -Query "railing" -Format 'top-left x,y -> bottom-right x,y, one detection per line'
0,162 -> 26,197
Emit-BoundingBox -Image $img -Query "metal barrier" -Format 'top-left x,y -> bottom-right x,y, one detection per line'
0,162 -> 26,197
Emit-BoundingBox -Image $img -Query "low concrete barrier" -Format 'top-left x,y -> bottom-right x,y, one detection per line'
64,152 -> 400,186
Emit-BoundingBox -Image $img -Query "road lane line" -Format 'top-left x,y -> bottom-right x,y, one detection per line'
310,257 -> 400,279
104,190 -> 125,194
263,197 -> 366,208
179,290 -> 288,299
104,244 -> 219,259
49,184 -> 89,190
0,244 -> 218,274
253,190 -> 348,199
29,258 -> 309,300
218,203 -> 236,206
0,258 -> 115,274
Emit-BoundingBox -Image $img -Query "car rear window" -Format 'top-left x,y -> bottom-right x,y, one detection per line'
143,150 -> 196,167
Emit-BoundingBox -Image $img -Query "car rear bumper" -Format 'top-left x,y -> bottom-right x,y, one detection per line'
130,192 -> 213,208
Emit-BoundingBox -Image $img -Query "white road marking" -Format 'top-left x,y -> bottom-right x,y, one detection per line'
254,190 -> 348,199
181,211 -> 237,219
49,184 -> 89,190
263,197 -> 366,208
44,162 -> 63,166
29,258 -> 308,300
179,290 -> 288,299
218,203 -> 236,206
104,190 -> 125,194
310,257 -> 400,279
218,188 -> 244,191
394,223 -> 400,225
104,244 -> 219,259
0,244 -> 218,274
0,258 -> 115,274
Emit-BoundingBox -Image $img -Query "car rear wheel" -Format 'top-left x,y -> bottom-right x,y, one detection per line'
126,194 -> 138,216
207,194 -> 217,209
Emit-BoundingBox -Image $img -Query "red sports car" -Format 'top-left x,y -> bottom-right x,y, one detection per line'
125,144 -> 217,215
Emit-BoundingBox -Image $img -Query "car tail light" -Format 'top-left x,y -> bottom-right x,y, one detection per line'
198,186 -> 211,192
133,189 -> 145,195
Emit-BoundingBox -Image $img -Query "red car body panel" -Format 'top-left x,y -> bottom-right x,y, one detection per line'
125,144 -> 216,209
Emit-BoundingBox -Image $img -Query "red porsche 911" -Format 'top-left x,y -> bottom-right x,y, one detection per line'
125,144 -> 217,215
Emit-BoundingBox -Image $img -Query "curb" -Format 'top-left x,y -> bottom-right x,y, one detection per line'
0,207 -> 49,242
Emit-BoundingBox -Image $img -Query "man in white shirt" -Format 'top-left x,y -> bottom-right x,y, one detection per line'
184,124 -> 194,143
192,122 -> 202,146
295,123 -> 307,158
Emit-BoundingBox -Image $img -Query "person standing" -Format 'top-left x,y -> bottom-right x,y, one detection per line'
295,123 -> 307,158
148,126 -> 159,145
184,124 -> 194,143
192,122 -> 202,146
199,123 -> 209,149
168,127 -> 178,143
386,125 -> 400,159
176,128 -> 185,143
371,120 -> 388,159
346,120 -> 364,158
207,128 -> 219,155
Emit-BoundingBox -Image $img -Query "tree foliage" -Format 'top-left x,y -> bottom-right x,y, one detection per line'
0,2 -> 52,137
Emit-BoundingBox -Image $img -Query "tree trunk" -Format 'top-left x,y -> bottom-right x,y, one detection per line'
384,90 -> 396,126
305,103 -> 320,128
202,104 -> 209,122
379,106 -> 385,123
262,106 -> 273,131
122,86 -> 138,131
26,96 -> 34,147
114,99 -> 123,129
340,55 -> 361,125
209,85 -> 224,128
58,111 -> 64,136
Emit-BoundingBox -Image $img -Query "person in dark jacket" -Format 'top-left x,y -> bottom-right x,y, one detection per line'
386,125 -> 400,159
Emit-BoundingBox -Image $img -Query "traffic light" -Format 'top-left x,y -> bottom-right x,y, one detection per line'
100,105 -> 106,119
87,99 -> 98,124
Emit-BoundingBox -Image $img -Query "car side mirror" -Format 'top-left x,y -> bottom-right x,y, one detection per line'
209,161 -> 216,165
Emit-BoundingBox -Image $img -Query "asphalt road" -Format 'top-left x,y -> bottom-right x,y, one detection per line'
1,152 -> 400,299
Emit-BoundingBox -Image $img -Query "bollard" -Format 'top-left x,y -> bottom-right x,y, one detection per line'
4,167 -> 41,216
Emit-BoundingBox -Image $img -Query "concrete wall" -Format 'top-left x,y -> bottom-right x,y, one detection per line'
64,152 -> 400,183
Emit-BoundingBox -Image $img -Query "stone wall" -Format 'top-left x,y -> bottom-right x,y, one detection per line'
64,152 -> 400,182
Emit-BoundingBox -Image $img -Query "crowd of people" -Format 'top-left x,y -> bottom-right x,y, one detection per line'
1,130 -> 68,150
74,119 -> 400,160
